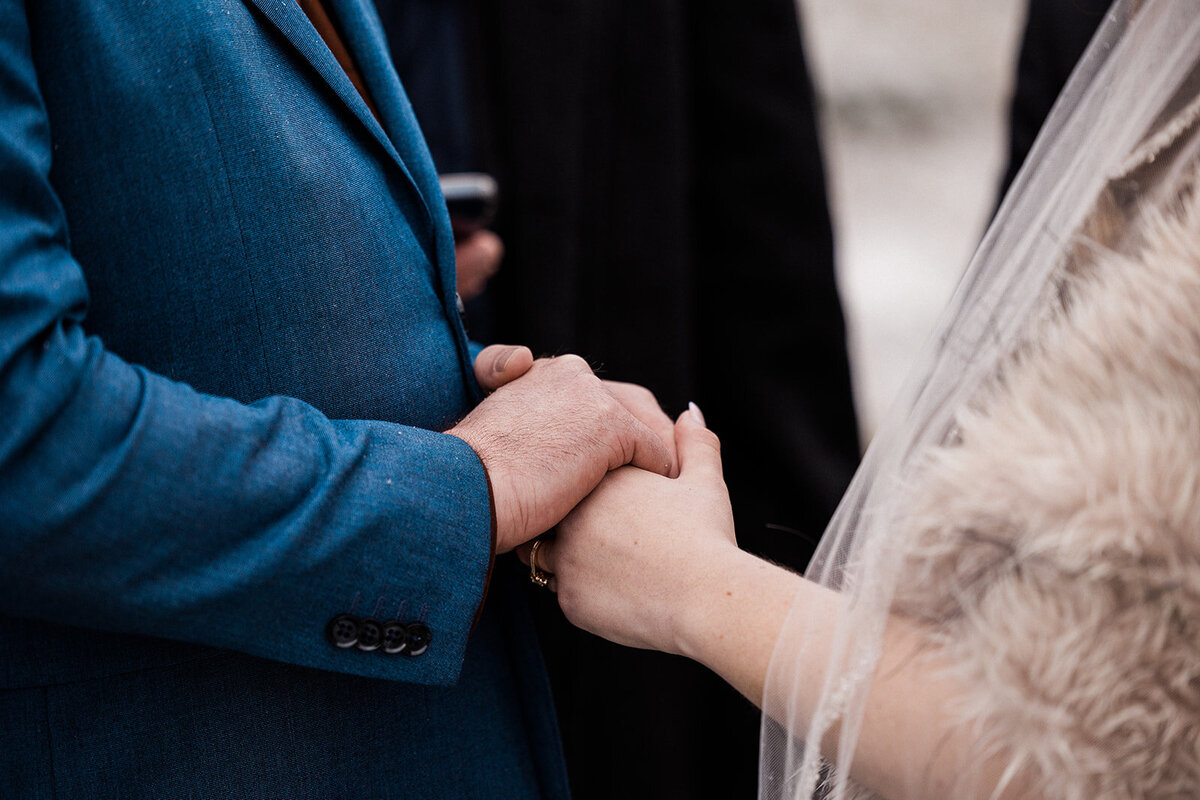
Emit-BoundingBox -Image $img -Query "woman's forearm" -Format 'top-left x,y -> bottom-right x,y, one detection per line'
673,548 -> 807,708
554,416 -> 1040,798
674,550 -> 1032,800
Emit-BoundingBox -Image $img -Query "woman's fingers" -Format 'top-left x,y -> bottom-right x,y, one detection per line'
515,536 -> 559,592
675,402 -> 723,483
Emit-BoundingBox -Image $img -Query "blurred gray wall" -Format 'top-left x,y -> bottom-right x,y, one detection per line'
800,0 -> 1026,439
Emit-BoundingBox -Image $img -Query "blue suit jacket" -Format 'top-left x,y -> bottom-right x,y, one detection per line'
0,1 -> 568,796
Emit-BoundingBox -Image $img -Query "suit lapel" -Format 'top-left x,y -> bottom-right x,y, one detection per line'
331,0 -> 458,298
241,0 -> 438,253
331,0 -> 475,393
243,0 -> 473,391
331,0 -> 473,391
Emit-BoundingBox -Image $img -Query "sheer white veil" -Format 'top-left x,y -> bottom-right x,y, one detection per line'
760,1 -> 1200,797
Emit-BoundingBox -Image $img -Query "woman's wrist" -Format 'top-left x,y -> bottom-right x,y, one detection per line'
669,540 -> 746,658
672,545 -> 804,705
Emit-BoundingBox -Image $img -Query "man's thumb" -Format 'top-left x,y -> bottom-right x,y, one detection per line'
674,402 -> 723,480
474,344 -> 534,392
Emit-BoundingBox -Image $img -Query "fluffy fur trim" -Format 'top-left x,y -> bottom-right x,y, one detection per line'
891,183 -> 1200,798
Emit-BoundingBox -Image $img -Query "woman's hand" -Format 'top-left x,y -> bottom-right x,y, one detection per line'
523,405 -> 738,655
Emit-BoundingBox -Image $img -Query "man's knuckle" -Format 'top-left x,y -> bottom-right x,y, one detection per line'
598,390 -> 622,416
556,353 -> 590,374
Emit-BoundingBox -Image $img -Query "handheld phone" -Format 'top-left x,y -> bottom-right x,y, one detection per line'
439,172 -> 499,236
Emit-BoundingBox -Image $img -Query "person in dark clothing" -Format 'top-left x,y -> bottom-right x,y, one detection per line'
379,2 -> 861,796
1002,0 -> 1112,193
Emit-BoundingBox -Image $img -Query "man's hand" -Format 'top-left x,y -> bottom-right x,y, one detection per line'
449,354 -> 676,553
454,230 -> 503,301
602,380 -> 680,478
473,345 -> 680,477
473,343 -> 535,393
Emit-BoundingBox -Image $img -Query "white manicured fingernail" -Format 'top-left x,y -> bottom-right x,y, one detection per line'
688,401 -> 705,427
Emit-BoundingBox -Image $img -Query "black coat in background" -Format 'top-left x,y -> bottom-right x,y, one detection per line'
1002,0 -> 1110,193
384,2 -> 861,797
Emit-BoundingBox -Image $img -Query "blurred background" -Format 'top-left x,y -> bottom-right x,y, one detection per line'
800,0 -> 1026,439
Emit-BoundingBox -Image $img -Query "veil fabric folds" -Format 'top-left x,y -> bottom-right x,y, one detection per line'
760,2 -> 1200,797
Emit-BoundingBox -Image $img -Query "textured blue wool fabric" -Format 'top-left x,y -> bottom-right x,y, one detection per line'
0,0 -> 567,796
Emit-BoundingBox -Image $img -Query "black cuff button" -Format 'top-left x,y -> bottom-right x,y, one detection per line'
381,621 -> 408,654
326,614 -> 360,649
405,622 -> 431,657
356,618 -> 383,652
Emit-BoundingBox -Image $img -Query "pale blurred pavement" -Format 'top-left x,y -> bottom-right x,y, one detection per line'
799,0 -> 1027,441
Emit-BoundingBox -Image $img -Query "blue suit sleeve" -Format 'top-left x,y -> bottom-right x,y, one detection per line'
0,0 -> 491,686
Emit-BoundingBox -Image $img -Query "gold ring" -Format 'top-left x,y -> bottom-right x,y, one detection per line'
529,538 -> 553,589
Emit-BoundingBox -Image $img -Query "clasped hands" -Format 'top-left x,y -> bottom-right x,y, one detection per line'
447,344 -> 739,656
